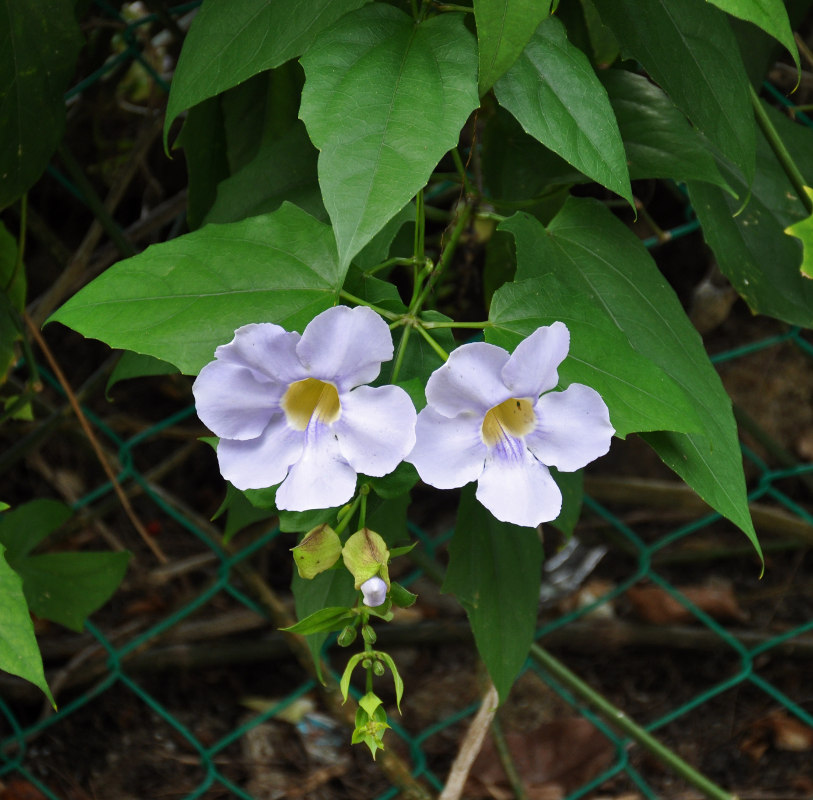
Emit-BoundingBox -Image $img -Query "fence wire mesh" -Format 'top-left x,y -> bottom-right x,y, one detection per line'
2,3 -> 813,799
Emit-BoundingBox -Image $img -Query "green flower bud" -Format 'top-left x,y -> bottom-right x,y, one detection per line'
372,660 -> 386,677
361,624 -> 377,645
362,658 -> 372,670
337,625 -> 357,647
291,524 -> 342,579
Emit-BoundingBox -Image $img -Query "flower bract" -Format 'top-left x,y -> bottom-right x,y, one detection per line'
193,305 -> 417,511
407,322 -> 614,527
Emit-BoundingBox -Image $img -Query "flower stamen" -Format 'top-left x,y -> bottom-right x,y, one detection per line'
481,397 -> 535,446
282,378 -> 341,430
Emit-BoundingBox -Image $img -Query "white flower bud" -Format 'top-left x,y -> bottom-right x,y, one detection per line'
361,576 -> 388,607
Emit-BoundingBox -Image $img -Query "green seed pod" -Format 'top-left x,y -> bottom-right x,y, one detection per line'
372,660 -> 386,677
337,625 -> 357,647
361,624 -> 377,645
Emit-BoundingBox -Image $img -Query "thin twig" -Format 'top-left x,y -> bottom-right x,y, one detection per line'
438,683 -> 499,800
23,313 -> 168,564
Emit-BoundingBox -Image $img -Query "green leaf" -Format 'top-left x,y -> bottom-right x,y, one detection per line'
786,188 -> 813,280
223,489 -> 276,543
15,551 -> 131,633
494,16 -> 633,207
339,651 -> 366,702
600,69 -> 729,189
292,567 -> 356,680
203,121 -> 323,225
365,462 -> 419,500
0,0 -> 83,207
705,0 -> 799,74
443,486 -> 541,703
106,351 -> 178,398
549,467 -> 583,538
488,270 -> 701,439
0,545 -> 54,705
299,4 -> 479,268
281,606 -> 354,635
500,198 -> 757,551
0,221 -> 24,379
163,0 -> 369,145
175,97 -> 229,230
0,498 -> 72,562
375,651 -> 405,712
475,0 -> 552,94
389,581 -> 418,609
48,204 -> 344,375
592,0 -> 755,184
278,505 -> 337,534
366,493 -> 410,547
688,104 -> 813,327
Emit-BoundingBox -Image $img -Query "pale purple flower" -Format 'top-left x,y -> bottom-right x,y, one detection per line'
193,306 -> 417,511
407,322 -> 614,528
360,576 -> 388,607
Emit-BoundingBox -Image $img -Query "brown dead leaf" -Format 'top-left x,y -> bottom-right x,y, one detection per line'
464,717 -> 613,800
626,580 -> 746,625
0,779 -> 48,800
740,710 -> 813,762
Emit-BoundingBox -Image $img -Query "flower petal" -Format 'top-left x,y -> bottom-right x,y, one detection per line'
408,407 -> 487,489
296,306 -> 393,389
476,446 -> 562,527
425,342 -> 512,418
526,383 -> 614,472
334,385 -> 417,477
501,321 -> 570,399
193,360 -> 281,440
217,415 -> 304,490
215,323 -> 306,384
275,423 -> 358,511
361,576 -> 388,607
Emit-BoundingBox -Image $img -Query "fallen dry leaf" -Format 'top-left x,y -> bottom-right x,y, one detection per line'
739,710 -> 813,762
626,580 -> 746,625
464,717 -> 614,799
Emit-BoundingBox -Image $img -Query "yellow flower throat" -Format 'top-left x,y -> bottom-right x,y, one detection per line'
282,378 -> 341,430
481,397 -> 535,446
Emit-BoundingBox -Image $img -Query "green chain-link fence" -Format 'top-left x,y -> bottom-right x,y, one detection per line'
2,3 -> 813,798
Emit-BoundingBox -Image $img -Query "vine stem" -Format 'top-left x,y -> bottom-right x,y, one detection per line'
23,313 -> 168,565
411,201 -> 473,313
422,319 -> 491,330
414,323 -> 450,362
438,683 -> 499,800
338,290 -> 400,320
750,84 -> 813,215
529,644 -> 738,800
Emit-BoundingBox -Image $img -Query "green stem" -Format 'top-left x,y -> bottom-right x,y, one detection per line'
335,493 -> 364,537
422,319 -> 492,330
750,84 -> 813,214
433,3 -> 474,11
414,188 -> 425,262
530,644 -> 737,800
359,490 -> 368,529
411,201 -> 473,313
490,715 -> 528,800
390,323 -> 412,384
338,290 -> 400,320
451,148 -> 475,197
365,256 -> 417,277
414,323 -> 450,362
